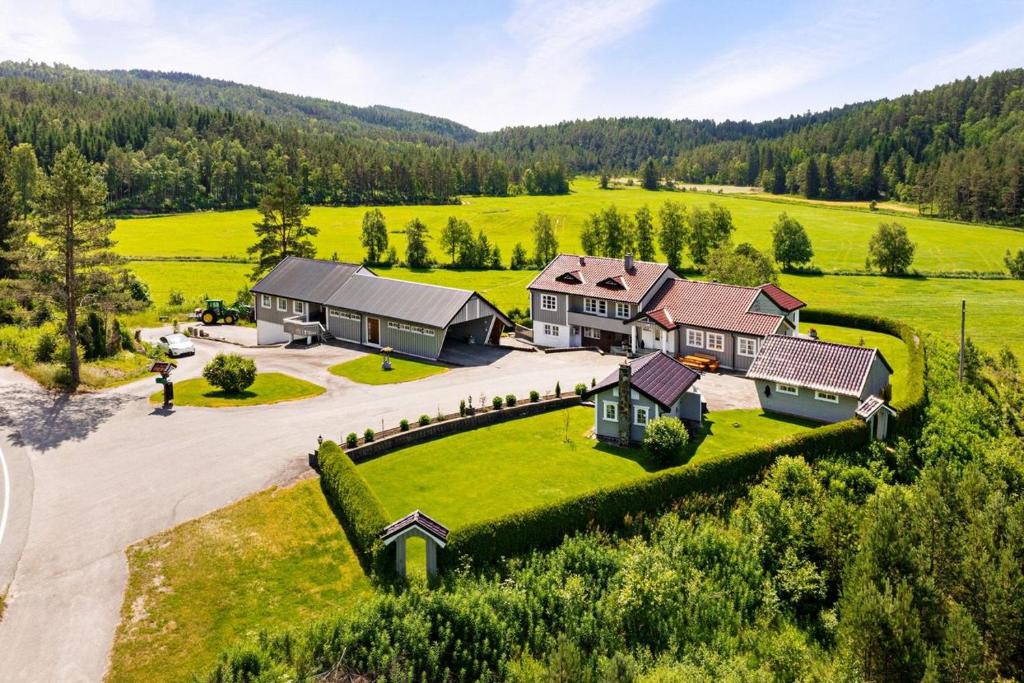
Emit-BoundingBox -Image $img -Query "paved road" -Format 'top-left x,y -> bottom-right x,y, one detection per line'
0,336 -> 621,682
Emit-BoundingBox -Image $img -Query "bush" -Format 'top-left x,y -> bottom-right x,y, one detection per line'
492,395 -> 503,410
643,417 -> 689,466
400,419 -> 409,432
34,332 -> 57,363
316,440 -> 389,574
505,393 -> 517,407
168,289 -> 186,307
345,432 -> 358,448
459,399 -> 467,417
202,353 -> 257,394
530,390 -> 540,402
574,382 -> 588,396
363,428 -> 375,442
418,414 -> 431,426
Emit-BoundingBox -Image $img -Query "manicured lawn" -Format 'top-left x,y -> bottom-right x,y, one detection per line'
107,480 -> 373,683
685,409 -> 817,464
150,371 -> 324,407
804,323 -> 911,403
113,177 -> 1024,273
359,406 -> 814,528
329,353 -> 448,385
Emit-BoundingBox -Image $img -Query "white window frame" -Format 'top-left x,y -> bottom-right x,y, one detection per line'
543,324 -> 559,337
541,294 -> 558,311
602,401 -> 618,422
388,321 -> 400,330
261,294 -> 271,309
777,384 -> 799,396
293,300 -> 305,315
276,297 -> 287,312
583,327 -> 600,339
737,337 -> 758,357
686,329 -> 704,348
329,308 -> 342,318
614,302 -> 630,319
706,332 -> 725,352
583,298 -> 607,316
422,328 -> 435,337
815,391 -> 840,404
634,406 -> 649,426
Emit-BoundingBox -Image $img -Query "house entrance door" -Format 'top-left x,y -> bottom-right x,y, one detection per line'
367,317 -> 381,345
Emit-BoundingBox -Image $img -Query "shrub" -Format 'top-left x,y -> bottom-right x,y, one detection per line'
591,377 -> 596,388
435,409 -> 446,423
643,417 -> 689,466
555,381 -> 561,398
34,332 -> 57,363
492,395 -> 503,410
459,399 -> 467,417
345,432 -> 358,448
505,393 -> 517,407
419,414 -> 431,426
363,428 -> 375,442
202,353 -> 257,393
399,419 -> 409,432
530,390 -> 540,402
168,289 -> 186,306
574,382 -> 588,396
316,440 -> 389,574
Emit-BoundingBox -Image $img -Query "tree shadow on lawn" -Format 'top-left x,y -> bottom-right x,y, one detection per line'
591,440 -> 664,473
201,389 -> 258,401
682,412 -> 820,462
0,384 -> 133,452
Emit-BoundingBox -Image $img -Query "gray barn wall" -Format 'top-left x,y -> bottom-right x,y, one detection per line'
257,295 -> 317,326
861,357 -> 893,400
675,325 -> 737,369
753,379 -> 858,423
327,308 -> 362,342
531,291 -> 568,325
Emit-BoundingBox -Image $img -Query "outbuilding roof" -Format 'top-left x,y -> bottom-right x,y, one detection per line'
381,510 -> 449,546
251,256 -> 367,304
745,335 -> 894,398
590,352 -> 700,409
855,395 -> 896,419
759,283 -> 806,312
527,254 -> 671,303
635,279 -> 787,336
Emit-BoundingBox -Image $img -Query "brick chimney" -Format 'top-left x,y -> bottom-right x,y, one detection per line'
624,253 -> 634,272
617,362 -> 632,446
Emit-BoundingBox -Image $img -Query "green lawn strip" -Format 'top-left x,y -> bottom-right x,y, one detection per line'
358,406 -> 814,529
686,409 -> 818,464
802,323 -> 911,402
149,371 -> 324,407
113,177 -> 1024,273
107,479 -> 373,683
329,353 -> 448,385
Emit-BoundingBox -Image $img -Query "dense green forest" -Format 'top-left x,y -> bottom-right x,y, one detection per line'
206,339 -> 1024,682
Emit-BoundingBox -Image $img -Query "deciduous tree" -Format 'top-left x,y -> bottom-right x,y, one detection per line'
658,200 -> 687,271
532,212 -> 559,266
360,208 -> 388,264
771,213 -> 814,270
867,222 -> 916,275
404,218 -> 431,268
10,143 -> 40,219
687,203 -> 734,265
634,206 -> 656,261
440,216 -> 473,265
705,243 -> 778,286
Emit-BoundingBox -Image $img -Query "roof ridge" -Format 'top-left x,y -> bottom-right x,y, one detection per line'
282,255 -> 363,268
766,333 -> 875,353
371,274 -> 475,296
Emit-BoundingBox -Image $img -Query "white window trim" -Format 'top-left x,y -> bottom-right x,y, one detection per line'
777,384 -> 799,396
815,391 -> 840,404
584,327 -> 600,339
602,401 -> 618,422
541,294 -> 558,312
686,329 -> 704,348
329,308 -> 342,318
276,297 -> 287,312
737,337 -> 758,357
583,298 -> 607,316
293,300 -> 305,314
634,406 -> 649,426
388,321 -> 400,329
544,323 -> 560,337
261,294 -> 271,309
706,332 -> 725,352
614,302 -> 630,319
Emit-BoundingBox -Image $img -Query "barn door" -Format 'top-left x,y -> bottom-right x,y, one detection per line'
367,318 -> 381,345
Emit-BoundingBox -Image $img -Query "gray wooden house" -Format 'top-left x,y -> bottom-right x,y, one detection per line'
587,352 -> 703,445
252,257 -> 511,359
745,335 -> 895,438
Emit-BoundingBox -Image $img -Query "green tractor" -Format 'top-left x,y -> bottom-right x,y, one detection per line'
199,299 -> 241,325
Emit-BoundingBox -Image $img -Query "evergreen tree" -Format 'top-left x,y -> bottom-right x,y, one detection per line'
745,142 -> 761,185
657,200 -> 687,271
804,157 -> 821,199
360,208 -> 388,264
771,213 -> 814,270
642,159 -> 659,191
772,159 -> 787,195
634,206 -> 656,261
404,218 -> 431,268
27,145 -> 124,389
10,143 -> 40,219
0,136 -> 19,278
440,216 -> 473,265
248,155 -> 318,280
599,173 -> 610,190
822,158 -> 838,199
532,212 -> 559,266
867,222 -> 916,275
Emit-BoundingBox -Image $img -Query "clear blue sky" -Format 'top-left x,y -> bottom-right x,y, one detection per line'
2,0 -> 1023,131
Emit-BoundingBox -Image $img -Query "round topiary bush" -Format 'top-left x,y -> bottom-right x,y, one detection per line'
345,432 -> 358,448
529,390 -> 540,402
642,416 -> 689,466
505,393 -> 517,407
399,419 -> 410,432
492,395 -> 503,410
202,353 -> 257,394
364,428 -> 375,442
418,414 -> 431,426
574,382 -> 588,396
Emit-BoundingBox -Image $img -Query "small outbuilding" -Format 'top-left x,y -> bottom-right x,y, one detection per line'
381,510 -> 449,578
587,351 -> 703,446
745,334 -> 895,438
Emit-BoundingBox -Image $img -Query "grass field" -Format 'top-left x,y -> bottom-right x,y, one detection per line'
687,410 -> 817,463
329,354 -> 448,385
804,323 -> 911,402
358,406 -> 812,528
113,178 -> 1024,274
151,372 -> 324,407
107,480 -> 373,683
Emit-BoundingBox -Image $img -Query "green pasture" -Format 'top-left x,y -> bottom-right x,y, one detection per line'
112,178 -> 1024,273
803,323 -> 911,402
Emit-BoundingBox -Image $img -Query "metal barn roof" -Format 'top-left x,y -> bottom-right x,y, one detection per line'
251,256 -> 366,304
326,274 -> 479,328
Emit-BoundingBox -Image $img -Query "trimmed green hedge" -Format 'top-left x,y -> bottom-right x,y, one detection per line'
440,418 -> 869,570
801,308 -> 927,435
317,440 -> 390,575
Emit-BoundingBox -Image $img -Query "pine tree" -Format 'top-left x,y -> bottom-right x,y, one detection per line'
634,206 -> 656,261
0,136 -> 19,278
804,157 -> 821,199
642,159 -> 659,191
823,158 -> 838,199
772,159 -> 787,195
657,200 -> 687,271
10,143 -> 40,220
360,208 -> 388,264
248,155 -> 318,280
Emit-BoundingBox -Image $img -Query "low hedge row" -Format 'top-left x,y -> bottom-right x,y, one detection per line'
440,418 -> 870,570
801,308 -> 927,436
317,440 -> 390,575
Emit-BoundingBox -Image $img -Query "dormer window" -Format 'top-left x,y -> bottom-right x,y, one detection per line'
597,276 -> 627,290
556,271 -> 583,284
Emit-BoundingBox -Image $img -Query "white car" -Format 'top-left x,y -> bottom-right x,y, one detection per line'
157,333 -> 195,357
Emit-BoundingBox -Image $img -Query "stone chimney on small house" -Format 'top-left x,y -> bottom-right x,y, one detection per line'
624,253 -> 634,272
617,362 -> 632,447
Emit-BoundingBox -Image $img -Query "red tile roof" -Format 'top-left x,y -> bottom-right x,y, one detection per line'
637,279 -> 785,336
759,283 -> 806,312
590,352 -> 700,409
528,254 -> 670,303
745,335 -> 894,397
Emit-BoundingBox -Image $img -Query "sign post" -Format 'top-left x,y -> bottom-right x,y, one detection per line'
150,361 -> 177,409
